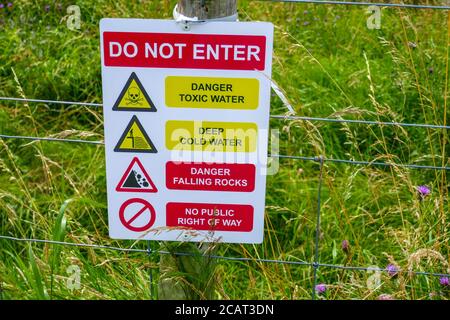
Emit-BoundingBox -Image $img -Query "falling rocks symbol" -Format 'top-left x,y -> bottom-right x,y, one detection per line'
123,170 -> 149,188
116,157 -> 157,193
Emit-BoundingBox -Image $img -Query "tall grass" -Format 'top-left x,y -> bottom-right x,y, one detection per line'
0,0 -> 448,300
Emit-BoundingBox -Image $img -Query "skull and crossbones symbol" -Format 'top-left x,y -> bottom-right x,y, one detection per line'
125,86 -> 143,105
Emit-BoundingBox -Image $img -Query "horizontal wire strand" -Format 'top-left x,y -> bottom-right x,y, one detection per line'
1,96 -> 449,129
0,135 -> 447,170
1,235 -> 448,278
0,134 -> 104,145
270,115 -> 450,130
0,97 -> 102,107
270,154 -> 450,170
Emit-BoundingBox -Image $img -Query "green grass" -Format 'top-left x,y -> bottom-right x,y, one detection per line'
0,0 -> 448,300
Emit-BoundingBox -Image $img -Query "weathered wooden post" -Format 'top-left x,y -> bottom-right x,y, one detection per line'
176,0 -> 237,21
157,0 -> 238,300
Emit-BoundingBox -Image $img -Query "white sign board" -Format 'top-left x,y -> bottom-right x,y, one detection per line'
100,18 -> 274,243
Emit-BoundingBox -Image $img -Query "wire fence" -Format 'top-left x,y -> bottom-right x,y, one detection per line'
0,97 -> 448,171
1,93 -> 448,298
266,0 -> 450,10
0,0 -> 449,300
1,234 -> 449,278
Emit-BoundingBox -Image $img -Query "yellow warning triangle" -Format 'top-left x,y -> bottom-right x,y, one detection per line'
112,72 -> 157,112
114,116 -> 157,153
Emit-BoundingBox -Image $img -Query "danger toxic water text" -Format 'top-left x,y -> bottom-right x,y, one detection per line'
166,76 -> 259,110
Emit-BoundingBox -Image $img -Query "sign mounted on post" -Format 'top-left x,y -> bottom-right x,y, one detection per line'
100,18 -> 274,244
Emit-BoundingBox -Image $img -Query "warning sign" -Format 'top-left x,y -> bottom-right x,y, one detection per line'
166,162 -> 255,192
113,72 -> 156,112
166,76 -> 259,110
166,120 -> 257,152
119,198 -> 156,232
101,18 -> 274,243
117,157 -> 157,193
114,115 -> 157,153
166,202 -> 254,232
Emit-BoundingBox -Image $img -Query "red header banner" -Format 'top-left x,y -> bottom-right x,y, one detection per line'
103,32 -> 266,70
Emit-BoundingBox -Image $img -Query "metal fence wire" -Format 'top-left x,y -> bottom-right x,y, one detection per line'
0,0 -> 449,300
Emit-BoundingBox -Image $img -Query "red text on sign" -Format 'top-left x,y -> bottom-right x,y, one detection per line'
166,202 -> 254,232
103,32 -> 266,70
166,162 -> 255,192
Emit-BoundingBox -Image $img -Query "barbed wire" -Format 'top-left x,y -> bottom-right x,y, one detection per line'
1,235 -> 448,278
265,0 -> 450,10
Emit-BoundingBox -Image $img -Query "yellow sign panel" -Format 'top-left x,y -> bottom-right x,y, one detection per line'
165,76 -> 259,110
166,120 -> 257,153
115,116 -> 157,153
113,72 -> 157,112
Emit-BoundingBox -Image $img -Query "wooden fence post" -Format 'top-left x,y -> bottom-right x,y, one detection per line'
176,0 -> 237,20
157,0 -> 238,300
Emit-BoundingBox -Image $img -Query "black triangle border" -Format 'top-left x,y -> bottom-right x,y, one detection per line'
116,157 -> 158,192
112,72 -> 157,112
113,115 -> 158,154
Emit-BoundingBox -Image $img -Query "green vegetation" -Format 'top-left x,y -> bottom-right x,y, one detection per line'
0,0 -> 448,300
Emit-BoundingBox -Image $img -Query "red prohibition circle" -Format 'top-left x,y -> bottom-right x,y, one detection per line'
119,198 -> 156,232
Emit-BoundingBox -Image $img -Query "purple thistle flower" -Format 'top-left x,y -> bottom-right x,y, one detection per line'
342,239 -> 350,253
417,185 -> 431,198
440,277 -> 449,287
378,294 -> 394,300
7,2 -> 12,7
315,283 -> 327,294
386,264 -> 399,277
0,4 -> 4,9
